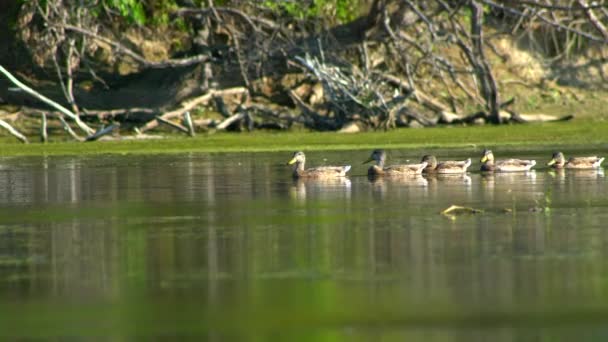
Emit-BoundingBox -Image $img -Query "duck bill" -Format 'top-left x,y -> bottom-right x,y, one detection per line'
362,157 -> 374,164
287,157 -> 297,165
480,156 -> 488,163
547,159 -> 556,166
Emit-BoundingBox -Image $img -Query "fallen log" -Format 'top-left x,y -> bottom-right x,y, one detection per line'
216,112 -> 245,130
518,113 -> 575,122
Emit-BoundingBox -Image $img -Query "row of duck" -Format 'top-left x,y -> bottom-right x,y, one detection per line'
286,150 -> 605,178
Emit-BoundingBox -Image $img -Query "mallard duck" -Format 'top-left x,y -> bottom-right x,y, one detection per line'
547,151 -> 604,169
421,155 -> 471,174
480,149 -> 536,172
287,151 -> 351,178
363,149 -> 427,176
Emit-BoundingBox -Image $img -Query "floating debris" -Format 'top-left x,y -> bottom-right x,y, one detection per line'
441,205 -> 483,217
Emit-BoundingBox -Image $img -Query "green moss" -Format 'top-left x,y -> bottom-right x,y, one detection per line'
0,121 -> 606,157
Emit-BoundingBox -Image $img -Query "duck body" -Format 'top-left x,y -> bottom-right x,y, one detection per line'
480,149 -> 536,172
364,149 -> 427,176
548,152 -> 604,169
421,155 -> 471,174
287,151 -> 351,179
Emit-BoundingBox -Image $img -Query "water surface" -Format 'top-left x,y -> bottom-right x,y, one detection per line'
1,149 -> 608,340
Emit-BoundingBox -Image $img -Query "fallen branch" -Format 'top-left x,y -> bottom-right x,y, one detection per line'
378,73 -> 452,114
156,116 -> 190,134
0,65 -> 94,135
41,112 -> 48,143
0,118 -> 29,143
58,115 -> 84,141
288,90 -> 335,130
139,87 -> 248,132
183,111 -> 196,137
518,113 -> 574,122
86,124 -> 120,141
79,107 -> 159,119
216,112 -> 245,130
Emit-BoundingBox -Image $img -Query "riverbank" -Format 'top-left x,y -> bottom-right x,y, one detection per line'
0,120 -> 606,157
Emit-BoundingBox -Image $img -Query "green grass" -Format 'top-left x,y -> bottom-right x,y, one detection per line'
0,121 -> 607,156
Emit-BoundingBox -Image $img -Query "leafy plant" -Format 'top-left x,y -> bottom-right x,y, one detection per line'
105,0 -> 147,25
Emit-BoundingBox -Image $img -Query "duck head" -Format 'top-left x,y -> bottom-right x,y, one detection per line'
480,149 -> 494,164
363,149 -> 387,167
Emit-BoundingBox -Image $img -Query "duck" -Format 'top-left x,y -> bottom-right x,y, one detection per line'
547,151 -> 604,169
363,149 -> 427,176
421,155 -> 471,174
287,151 -> 351,178
480,149 -> 536,172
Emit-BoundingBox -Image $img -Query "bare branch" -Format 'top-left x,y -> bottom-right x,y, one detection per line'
0,64 -> 94,135
0,118 -> 29,143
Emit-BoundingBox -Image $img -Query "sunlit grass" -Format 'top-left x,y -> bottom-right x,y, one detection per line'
0,121 -> 607,156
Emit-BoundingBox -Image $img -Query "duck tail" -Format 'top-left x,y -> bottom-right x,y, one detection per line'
464,158 -> 472,168
597,157 -> 605,167
530,160 -> 537,167
343,165 -> 352,174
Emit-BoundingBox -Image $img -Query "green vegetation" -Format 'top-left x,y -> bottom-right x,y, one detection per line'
1,121 -> 606,156
105,0 -> 147,25
262,0 -> 361,23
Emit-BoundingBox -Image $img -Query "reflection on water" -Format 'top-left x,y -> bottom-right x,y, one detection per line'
289,177 -> 352,202
1,151 -> 608,340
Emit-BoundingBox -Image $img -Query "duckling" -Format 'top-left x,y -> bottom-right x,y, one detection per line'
547,151 -> 604,169
421,155 -> 471,174
480,149 -> 536,172
363,149 -> 427,176
287,151 -> 351,178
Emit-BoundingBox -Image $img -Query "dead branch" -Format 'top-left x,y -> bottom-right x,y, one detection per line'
0,65 -> 94,135
85,124 -> 119,141
576,0 -> 608,41
156,116 -> 190,134
60,25 -> 211,68
40,112 -> 48,143
216,112 -> 245,130
183,111 -> 196,137
139,87 -> 248,132
57,115 -> 84,141
469,1 -> 501,123
0,118 -> 29,143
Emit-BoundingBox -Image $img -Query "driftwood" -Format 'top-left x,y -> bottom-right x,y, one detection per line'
0,118 -> 29,143
0,65 -> 94,135
40,112 -> 48,143
183,111 -> 196,137
156,116 -> 190,134
85,124 -> 119,141
139,87 -> 248,132
441,205 -> 484,217
58,115 -> 84,141
216,112 -> 246,130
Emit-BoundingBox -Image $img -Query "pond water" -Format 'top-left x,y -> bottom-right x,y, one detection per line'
1,149 -> 608,340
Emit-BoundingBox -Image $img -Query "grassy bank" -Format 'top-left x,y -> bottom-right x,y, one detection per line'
0,120 -> 606,156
